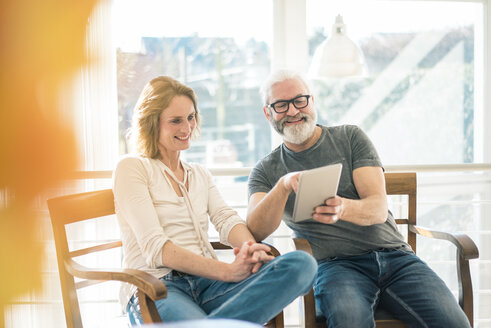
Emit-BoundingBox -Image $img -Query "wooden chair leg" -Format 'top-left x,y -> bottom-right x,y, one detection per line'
137,289 -> 162,324
300,289 -> 318,328
265,311 -> 284,328
274,311 -> 284,328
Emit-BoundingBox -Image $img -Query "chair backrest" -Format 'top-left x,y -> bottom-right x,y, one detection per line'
48,189 -> 118,328
384,172 -> 417,252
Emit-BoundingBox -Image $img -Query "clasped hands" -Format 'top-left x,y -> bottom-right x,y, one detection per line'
227,241 -> 274,282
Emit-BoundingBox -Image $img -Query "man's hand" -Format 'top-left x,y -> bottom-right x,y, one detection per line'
281,171 -> 302,193
227,241 -> 274,282
312,196 -> 345,224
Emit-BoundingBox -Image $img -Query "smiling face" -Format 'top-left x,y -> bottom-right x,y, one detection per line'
157,95 -> 197,156
264,78 -> 317,146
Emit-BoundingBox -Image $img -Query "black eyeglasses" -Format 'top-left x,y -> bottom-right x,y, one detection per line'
267,95 -> 311,114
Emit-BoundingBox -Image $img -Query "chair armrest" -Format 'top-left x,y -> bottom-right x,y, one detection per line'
293,238 -> 314,255
409,224 -> 478,326
408,224 -> 479,260
261,241 -> 281,257
210,241 -> 281,257
66,258 -> 167,301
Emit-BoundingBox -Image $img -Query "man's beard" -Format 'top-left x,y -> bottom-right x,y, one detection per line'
270,110 -> 317,145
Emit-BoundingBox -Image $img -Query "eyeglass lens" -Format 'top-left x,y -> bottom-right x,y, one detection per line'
271,95 -> 309,113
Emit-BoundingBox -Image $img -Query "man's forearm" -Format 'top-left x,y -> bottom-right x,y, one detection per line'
247,178 -> 291,241
227,223 -> 256,246
340,194 -> 388,226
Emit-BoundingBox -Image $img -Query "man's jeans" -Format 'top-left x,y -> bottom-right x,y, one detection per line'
314,248 -> 471,328
127,251 -> 317,325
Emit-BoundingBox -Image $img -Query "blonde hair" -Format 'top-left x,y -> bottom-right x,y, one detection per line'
130,76 -> 201,159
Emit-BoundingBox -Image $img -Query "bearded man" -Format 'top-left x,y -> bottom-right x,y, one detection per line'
245,69 -> 470,328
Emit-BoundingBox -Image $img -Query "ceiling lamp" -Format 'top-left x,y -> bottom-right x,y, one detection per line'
308,15 -> 367,79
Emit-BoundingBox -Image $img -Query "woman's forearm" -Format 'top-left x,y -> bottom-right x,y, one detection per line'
161,238 -> 272,282
161,241 -> 229,281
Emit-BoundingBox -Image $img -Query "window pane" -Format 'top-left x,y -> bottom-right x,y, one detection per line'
307,0 -> 482,165
113,0 -> 273,167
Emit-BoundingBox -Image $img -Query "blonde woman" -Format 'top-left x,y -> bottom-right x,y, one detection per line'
113,76 -> 317,325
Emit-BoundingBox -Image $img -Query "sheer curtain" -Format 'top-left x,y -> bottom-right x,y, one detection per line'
80,0 -> 119,172
4,1 -> 118,327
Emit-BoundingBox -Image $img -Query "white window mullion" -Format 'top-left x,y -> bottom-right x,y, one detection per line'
82,0 -> 119,172
271,0 -> 309,148
485,0 -> 491,162
272,0 -> 309,72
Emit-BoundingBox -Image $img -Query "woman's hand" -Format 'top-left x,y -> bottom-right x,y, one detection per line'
225,241 -> 274,282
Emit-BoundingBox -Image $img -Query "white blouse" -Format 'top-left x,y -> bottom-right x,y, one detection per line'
113,155 -> 246,307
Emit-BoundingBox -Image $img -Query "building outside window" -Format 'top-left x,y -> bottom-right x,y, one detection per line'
114,0 -> 273,168
307,0 -> 481,166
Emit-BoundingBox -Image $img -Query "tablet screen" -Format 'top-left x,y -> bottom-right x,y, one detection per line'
292,163 -> 343,222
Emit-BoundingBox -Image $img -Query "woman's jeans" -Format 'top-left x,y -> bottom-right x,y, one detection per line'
314,248 -> 471,328
127,251 -> 317,325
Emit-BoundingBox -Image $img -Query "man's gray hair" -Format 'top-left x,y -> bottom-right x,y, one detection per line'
260,69 -> 311,106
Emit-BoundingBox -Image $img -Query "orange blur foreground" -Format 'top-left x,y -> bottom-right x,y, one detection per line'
0,0 -> 98,314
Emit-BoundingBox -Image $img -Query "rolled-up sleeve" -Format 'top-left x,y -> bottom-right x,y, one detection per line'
113,157 -> 168,268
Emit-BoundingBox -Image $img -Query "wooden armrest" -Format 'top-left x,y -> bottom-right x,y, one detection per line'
66,259 -> 167,300
261,241 -> 281,257
211,241 -> 281,257
410,224 -> 479,325
293,238 -> 314,255
211,241 -> 232,250
408,225 -> 479,260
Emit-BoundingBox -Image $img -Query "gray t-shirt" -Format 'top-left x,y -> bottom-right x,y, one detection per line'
248,124 -> 411,260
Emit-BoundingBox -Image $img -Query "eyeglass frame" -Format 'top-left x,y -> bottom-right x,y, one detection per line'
267,95 -> 312,114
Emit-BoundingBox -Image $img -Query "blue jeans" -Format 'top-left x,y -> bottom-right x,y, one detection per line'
314,248 -> 470,328
127,251 -> 317,325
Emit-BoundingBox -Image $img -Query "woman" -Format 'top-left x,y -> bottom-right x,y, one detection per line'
113,76 -> 317,325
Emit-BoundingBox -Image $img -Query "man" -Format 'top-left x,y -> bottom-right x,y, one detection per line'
246,69 -> 470,327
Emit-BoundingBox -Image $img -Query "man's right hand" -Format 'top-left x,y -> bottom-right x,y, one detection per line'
312,196 -> 345,224
247,172 -> 303,242
281,171 -> 302,194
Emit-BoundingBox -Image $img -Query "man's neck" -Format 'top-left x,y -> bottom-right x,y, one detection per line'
283,126 -> 322,152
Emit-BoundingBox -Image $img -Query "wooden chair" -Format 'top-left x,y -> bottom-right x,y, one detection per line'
48,189 -> 284,328
293,172 -> 479,328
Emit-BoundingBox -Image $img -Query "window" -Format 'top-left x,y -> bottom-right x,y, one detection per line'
307,0 -> 483,165
113,0 -> 274,167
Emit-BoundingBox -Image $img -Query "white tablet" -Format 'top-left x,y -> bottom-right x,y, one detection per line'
292,163 -> 343,222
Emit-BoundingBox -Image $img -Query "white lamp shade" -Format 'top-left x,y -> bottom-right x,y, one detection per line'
309,16 -> 366,78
